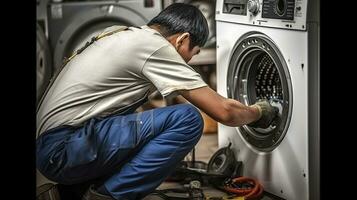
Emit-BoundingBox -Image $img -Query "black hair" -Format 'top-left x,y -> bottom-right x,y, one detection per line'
147,3 -> 209,48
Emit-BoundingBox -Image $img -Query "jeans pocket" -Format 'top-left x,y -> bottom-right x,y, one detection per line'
64,137 -> 98,169
119,120 -> 138,148
64,118 -> 99,169
60,137 -> 98,183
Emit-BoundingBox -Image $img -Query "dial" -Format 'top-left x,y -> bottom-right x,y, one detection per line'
274,0 -> 287,16
248,0 -> 260,15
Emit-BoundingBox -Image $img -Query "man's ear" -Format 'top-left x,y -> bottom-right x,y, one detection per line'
175,32 -> 190,50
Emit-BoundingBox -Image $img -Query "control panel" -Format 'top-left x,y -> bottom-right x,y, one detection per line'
216,0 -> 307,30
262,0 -> 295,20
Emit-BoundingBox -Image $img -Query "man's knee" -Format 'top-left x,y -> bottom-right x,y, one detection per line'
174,104 -> 204,134
154,104 -> 204,139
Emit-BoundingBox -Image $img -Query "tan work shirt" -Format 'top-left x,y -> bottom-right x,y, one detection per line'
36,25 -> 207,137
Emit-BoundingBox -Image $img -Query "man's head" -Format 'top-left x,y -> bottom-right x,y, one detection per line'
148,3 -> 209,63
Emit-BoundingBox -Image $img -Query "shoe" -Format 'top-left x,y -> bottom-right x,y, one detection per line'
82,185 -> 114,200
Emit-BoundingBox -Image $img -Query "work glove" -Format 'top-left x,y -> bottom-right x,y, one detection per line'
248,99 -> 279,129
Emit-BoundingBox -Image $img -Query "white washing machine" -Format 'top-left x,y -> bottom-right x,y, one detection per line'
216,0 -> 319,199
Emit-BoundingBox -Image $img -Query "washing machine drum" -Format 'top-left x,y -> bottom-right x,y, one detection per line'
227,32 -> 293,152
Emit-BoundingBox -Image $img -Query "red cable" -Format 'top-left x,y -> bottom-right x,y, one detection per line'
224,177 -> 264,200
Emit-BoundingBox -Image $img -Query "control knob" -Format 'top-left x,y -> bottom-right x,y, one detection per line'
248,0 -> 260,15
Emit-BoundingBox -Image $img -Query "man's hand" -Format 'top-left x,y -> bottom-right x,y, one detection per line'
248,99 -> 279,129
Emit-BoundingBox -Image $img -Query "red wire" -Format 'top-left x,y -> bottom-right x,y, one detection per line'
223,177 -> 264,200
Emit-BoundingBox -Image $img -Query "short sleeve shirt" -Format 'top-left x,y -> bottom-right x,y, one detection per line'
36,25 -> 207,137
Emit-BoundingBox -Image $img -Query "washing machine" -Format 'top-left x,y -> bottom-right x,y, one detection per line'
46,0 -> 162,71
216,0 -> 319,199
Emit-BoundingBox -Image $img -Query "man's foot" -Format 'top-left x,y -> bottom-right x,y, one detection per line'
82,185 -> 114,200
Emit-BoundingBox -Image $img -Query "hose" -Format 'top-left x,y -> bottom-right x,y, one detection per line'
223,177 -> 263,200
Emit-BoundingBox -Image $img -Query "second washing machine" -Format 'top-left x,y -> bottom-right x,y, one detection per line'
46,0 -> 163,71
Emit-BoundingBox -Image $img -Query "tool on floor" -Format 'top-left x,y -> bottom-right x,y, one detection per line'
205,195 -> 245,200
207,143 -> 241,177
161,143 -> 266,200
150,187 -> 205,200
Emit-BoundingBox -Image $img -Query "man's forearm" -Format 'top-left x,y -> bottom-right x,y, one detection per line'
179,87 -> 261,127
223,99 -> 261,127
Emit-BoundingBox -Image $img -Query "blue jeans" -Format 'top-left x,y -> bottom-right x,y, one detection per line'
36,104 -> 203,199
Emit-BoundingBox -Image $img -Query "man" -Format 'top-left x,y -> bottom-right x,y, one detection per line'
36,3 -> 278,200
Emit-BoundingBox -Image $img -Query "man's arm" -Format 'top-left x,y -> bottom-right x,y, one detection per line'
179,86 -> 260,127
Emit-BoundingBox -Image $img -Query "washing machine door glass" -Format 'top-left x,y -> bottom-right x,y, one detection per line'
227,32 -> 293,152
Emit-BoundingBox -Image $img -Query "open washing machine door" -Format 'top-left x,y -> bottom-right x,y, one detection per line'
226,32 -> 293,152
